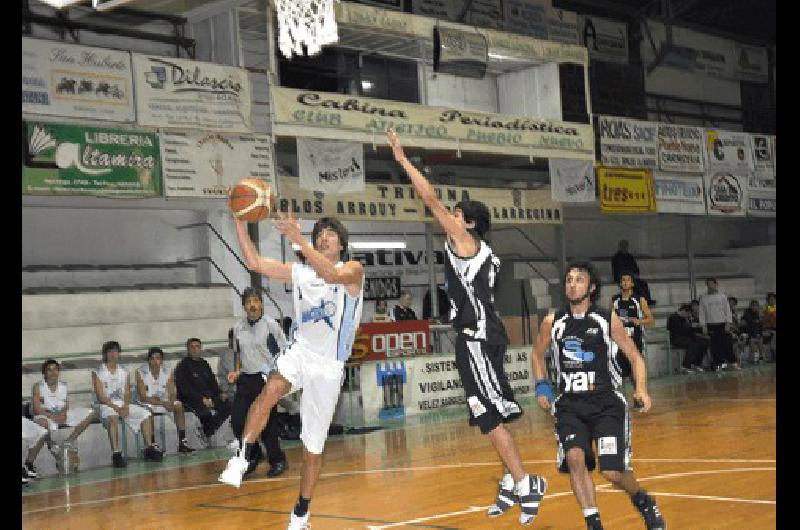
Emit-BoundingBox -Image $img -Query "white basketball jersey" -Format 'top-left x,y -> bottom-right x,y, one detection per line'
137,364 -> 170,400
93,364 -> 128,403
291,262 -> 363,362
37,381 -> 67,414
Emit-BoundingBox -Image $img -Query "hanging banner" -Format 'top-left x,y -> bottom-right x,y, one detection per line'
503,0 -> 549,39
297,138 -> 365,194
597,115 -> 657,170
23,121 -> 161,197
22,37 -> 135,122
547,7 -> 578,44
271,87 -> 594,160
654,173 -> 706,215
747,191 -> 776,218
159,131 -> 274,198
133,54 -> 252,132
705,171 -> 747,217
657,124 -> 705,173
749,134 -> 775,191
549,158 -> 595,202
277,177 -> 563,224
579,14 -> 629,64
734,44 -> 769,84
597,166 -> 656,213
704,129 -> 754,173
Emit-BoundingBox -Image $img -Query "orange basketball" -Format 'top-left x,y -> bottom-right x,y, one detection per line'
229,178 -> 273,222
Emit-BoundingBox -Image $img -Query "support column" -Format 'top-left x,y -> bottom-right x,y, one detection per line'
425,223 -> 438,318
685,216 -> 696,301
248,223 -> 263,291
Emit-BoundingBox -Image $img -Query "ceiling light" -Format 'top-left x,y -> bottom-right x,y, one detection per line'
38,0 -> 84,8
360,80 -> 374,91
350,241 -> 406,250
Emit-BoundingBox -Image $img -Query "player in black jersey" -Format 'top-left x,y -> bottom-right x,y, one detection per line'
611,272 -> 654,394
530,262 -> 666,530
389,129 -> 547,526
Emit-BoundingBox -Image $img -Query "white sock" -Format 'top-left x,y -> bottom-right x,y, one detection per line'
514,474 -> 531,496
500,473 -> 514,489
583,507 -> 599,517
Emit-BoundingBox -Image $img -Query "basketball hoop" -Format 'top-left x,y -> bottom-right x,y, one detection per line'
273,0 -> 339,59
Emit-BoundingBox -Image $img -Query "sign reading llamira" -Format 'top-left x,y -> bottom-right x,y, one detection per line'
271,87 -> 594,160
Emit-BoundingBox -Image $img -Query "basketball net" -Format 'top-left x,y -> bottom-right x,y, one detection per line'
274,0 -> 338,59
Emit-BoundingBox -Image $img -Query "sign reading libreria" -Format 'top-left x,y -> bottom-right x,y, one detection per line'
133,54 -> 252,132
271,87 -> 594,160
22,37 -> 134,122
23,122 -> 161,197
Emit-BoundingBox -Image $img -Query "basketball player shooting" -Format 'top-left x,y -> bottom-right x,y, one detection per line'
530,262 -> 666,529
219,206 -> 364,530
387,128 -> 548,526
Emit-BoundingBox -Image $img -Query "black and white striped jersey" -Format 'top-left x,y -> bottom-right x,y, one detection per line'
444,237 -> 509,345
550,305 -> 622,394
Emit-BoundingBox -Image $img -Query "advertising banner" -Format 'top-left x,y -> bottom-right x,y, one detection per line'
597,166 -> 656,213
749,134 -> 775,191
297,138 -> 365,194
23,121 -> 161,197
705,171 -> 747,217
277,177 -> 563,224
654,172 -> 706,215
547,7 -> 578,44
271,87 -> 594,160
22,37 -> 135,122
363,276 -> 402,301
549,158 -> 595,202
133,54 -> 252,132
160,131 -> 274,198
350,320 -> 432,362
657,123 -> 705,173
578,14 -> 629,63
747,191 -> 776,218
358,347 -> 534,422
734,44 -> 769,83
503,0 -> 549,39
597,115 -> 658,170
704,129 -> 754,173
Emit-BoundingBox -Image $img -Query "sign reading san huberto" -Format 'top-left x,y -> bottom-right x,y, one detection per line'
657,124 -> 705,173
133,54 -> 252,132
22,37 -> 134,122
160,131 -> 274,198
23,121 -> 161,197
597,115 -> 657,170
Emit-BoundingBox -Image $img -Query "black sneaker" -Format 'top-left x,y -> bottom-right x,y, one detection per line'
266,460 -> 288,477
144,444 -> 164,462
243,456 -> 260,478
633,491 -> 666,530
178,439 -> 195,454
487,474 -> 517,517
517,474 -> 547,526
112,451 -> 127,468
23,462 -> 38,479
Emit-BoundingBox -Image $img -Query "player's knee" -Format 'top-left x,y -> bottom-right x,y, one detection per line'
174,400 -> 184,412
566,447 -> 586,469
34,418 -> 48,429
601,470 -> 622,483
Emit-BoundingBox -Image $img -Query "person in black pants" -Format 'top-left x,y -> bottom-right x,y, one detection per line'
175,337 -> 232,439
667,304 -> 707,372
228,288 -> 288,478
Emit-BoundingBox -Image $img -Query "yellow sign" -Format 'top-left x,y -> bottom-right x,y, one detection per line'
277,177 -> 562,225
271,87 -> 594,161
597,166 -> 656,213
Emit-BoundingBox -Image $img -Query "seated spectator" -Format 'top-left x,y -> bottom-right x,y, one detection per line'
727,296 -> 748,364
22,417 -> 48,484
92,341 -> 162,468
216,329 -> 237,403
175,337 -> 232,439
423,285 -> 451,322
373,299 -> 391,322
762,292 -> 776,360
32,359 -> 98,471
742,300 -> 767,363
668,303 -> 708,373
392,291 -> 418,321
135,347 -> 193,454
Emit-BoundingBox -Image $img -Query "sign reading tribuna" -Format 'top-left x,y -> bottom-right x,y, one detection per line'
271,87 -> 594,161
23,121 -> 161,197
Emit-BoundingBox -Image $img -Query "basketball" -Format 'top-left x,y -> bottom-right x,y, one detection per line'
229,178 -> 273,223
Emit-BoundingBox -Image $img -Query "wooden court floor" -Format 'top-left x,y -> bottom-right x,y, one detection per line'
22,367 -> 776,529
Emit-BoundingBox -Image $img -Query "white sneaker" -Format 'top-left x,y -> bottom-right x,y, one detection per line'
287,511 -> 310,530
218,452 -> 248,488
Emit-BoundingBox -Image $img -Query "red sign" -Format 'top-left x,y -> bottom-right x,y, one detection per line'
350,320 -> 432,362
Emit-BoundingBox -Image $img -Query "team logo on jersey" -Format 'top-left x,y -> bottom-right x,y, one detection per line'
301,300 -> 337,329
586,327 -> 599,335
562,337 -> 595,363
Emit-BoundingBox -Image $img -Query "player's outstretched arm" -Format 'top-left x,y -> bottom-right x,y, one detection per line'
532,312 -> 555,411
233,216 -> 293,282
387,129 -> 469,244
610,312 -> 651,412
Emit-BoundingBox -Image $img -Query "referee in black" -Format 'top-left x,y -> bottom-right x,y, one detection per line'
227,287 -> 288,478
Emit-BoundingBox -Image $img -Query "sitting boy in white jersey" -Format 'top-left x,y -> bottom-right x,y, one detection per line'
135,347 -> 194,454
31,359 -> 98,472
220,213 -> 363,530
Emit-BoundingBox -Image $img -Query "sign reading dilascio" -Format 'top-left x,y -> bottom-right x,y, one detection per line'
23,121 -> 161,197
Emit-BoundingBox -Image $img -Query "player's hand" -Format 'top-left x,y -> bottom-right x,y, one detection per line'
537,395 -> 551,411
55,410 -> 67,424
227,370 -> 240,384
386,128 -> 406,161
632,391 -> 651,413
274,211 -> 304,245
632,318 -> 641,326
118,404 -> 130,418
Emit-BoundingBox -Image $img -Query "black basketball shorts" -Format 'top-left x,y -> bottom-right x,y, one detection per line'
616,335 -> 645,379
553,390 -> 632,473
455,335 -> 522,434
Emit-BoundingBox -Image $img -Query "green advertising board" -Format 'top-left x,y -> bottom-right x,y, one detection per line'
23,122 -> 162,197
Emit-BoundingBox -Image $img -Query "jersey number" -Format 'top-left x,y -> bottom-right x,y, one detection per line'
562,371 -> 596,392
